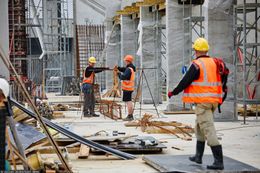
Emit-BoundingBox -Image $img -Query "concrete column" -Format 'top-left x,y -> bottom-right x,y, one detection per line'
105,22 -> 121,89
104,0 -> 121,90
204,0 -> 234,120
0,0 -> 9,79
121,16 -> 136,65
166,0 -> 185,110
139,6 -> 161,104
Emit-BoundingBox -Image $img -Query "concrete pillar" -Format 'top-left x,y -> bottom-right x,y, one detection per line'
104,1 -> 121,90
121,16 -> 136,65
204,0 -> 234,120
139,6 -> 161,104
0,0 -> 9,79
105,22 -> 121,89
166,0 -> 186,110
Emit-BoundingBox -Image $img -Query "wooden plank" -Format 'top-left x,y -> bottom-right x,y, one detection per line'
163,110 -> 195,114
78,144 -> 90,159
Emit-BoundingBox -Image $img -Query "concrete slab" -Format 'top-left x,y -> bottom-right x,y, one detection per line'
143,155 -> 259,172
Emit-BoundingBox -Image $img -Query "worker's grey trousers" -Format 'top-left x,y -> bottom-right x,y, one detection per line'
194,103 -> 220,146
83,85 -> 95,115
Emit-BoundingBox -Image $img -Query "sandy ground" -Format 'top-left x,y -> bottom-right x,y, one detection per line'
46,93 -> 260,173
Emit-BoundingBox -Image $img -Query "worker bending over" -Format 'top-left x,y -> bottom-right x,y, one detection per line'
116,55 -> 136,121
82,57 -> 104,117
168,38 -> 224,170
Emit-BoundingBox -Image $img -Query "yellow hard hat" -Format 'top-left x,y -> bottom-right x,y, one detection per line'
193,37 -> 210,52
88,57 -> 96,63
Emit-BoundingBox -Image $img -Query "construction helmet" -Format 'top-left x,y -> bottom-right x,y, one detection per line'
193,37 -> 210,52
124,55 -> 134,63
0,78 -> 9,98
88,57 -> 96,63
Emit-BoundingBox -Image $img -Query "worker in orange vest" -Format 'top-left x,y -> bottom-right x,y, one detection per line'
116,55 -> 136,121
168,38 -> 224,170
82,57 -> 104,117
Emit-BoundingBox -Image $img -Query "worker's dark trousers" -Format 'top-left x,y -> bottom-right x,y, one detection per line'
83,86 -> 95,115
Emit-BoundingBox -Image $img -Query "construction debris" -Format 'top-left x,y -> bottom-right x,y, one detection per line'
11,98 -> 136,160
36,100 -> 54,120
125,114 -> 193,140
238,104 -> 260,117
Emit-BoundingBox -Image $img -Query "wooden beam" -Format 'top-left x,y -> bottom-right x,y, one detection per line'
78,144 -> 90,159
116,6 -> 140,15
136,0 -> 165,7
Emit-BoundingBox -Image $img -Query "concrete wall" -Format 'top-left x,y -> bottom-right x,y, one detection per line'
76,0 -> 106,24
0,0 -> 9,80
104,1 -> 122,90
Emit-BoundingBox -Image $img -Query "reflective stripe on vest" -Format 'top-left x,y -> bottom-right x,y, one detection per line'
122,67 -> 135,91
183,57 -> 223,104
83,71 -> 95,84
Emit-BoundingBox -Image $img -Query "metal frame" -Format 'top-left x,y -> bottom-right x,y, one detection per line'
233,0 -> 260,122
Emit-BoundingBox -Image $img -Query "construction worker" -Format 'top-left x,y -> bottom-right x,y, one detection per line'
116,55 -> 136,121
168,38 -> 224,170
82,57 -> 104,117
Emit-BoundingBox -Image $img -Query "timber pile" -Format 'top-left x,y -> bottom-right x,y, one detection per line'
238,104 -> 260,116
125,114 -> 194,140
103,67 -> 121,98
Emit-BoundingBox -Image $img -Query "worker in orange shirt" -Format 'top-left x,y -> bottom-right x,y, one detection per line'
116,55 -> 136,121
82,57 -> 104,117
168,38 -> 224,170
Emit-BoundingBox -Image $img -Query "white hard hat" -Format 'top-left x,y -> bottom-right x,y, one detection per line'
0,78 -> 9,98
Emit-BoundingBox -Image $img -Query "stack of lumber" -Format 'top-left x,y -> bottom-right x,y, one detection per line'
238,104 -> 260,116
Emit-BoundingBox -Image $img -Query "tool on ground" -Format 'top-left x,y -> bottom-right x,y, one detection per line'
112,131 -> 126,136
136,138 -> 158,146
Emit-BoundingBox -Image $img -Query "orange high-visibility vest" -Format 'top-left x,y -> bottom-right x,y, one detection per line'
122,67 -> 135,91
83,70 -> 95,84
183,57 -> 223,104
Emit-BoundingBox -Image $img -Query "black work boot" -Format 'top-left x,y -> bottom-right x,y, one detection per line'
123,114 -> 134,121
91,113 -> 100,117
189,141 -> 205,164
207,145 -> 224,170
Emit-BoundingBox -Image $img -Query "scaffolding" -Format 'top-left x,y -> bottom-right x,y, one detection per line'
26,0 -> 71,94
182,0 -> 204,67
233,0 -> 260,121
9,0 -> 27,77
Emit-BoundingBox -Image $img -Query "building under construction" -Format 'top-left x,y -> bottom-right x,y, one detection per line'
0,0 -> 259,172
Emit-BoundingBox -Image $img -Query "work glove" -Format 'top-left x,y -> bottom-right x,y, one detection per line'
168,91 -> 173,98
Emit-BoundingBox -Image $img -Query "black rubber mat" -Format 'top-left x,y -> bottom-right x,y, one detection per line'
143,155 -> 259,172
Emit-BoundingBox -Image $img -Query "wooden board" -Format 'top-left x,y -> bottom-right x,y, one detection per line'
78,144 -> 90,159
163,110 -> 195,114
